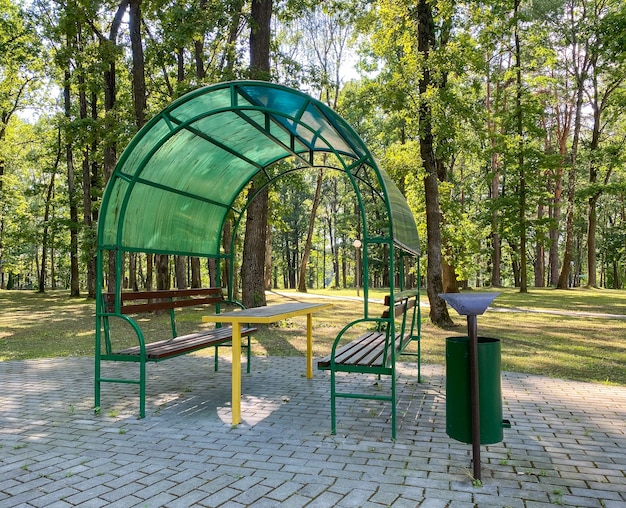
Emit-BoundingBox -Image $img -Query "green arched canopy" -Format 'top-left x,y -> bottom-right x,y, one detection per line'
97,80 -> 420,302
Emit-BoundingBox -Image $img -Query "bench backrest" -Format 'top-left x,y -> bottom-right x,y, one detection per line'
380,290 -> 419,364
99,288 -> 232,353
103,288 -> 225,315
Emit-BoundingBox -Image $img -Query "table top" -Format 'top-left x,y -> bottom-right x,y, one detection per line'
202,301 -> 332,324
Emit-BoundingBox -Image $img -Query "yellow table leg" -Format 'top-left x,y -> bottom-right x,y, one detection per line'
232,321 -> 242,425
306,312 -> 313,379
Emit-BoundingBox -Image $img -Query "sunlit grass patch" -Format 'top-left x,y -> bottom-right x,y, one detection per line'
1,287 -> 626,385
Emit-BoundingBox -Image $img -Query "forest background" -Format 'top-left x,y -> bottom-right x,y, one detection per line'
1,0 -> 625,327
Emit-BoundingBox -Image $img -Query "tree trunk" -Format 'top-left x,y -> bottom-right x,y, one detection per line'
98,0 -> 128,292
442,253 -> 458,293
487,53 -> 502,287
77,42 -> 97,298
223,219 -> 234,297
39,132 -> 60,293
417,0 -> 452,327
145,254 -> 153,290
265,220 -> 272,290
191,257 -> 202,287
175,256 -> 186,289
64,69 -> 80,297
557,91 -> 584,288
242,187 -> 269,307
221,0 -> 245,79
548,69 -> 571,287
557,3 -> 590,289
586,92 -> 602,288
156,255 -> 169,290
548,160 -> 564,286
514,0 -> 527,293
241,0 -> 272,308
535,202 -> 545,287
129,0 -> 147,130
129,0 -> 158,289
298,169 -> 323,292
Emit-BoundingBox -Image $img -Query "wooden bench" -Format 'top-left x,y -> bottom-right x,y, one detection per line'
95,287 -> 257,418
317,290 -> 421,439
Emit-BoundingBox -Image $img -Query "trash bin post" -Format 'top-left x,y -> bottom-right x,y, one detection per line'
467,313 -> 481,482
440,292 -> 500,483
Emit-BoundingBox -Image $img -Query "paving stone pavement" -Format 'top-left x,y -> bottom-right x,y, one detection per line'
0,355 -> 625,507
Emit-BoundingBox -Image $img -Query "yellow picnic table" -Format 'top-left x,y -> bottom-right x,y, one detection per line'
202,301 -> 332,425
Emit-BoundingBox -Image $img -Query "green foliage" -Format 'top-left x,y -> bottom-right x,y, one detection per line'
1,0 -> 626,296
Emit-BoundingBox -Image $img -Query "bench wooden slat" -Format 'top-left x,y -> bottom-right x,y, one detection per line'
116,296 -> 223,314
117,326 -> 258,360
318,331 -> 387,368
333,331 -> 381,362
382,297 -> 416,319
104,288 -> 225,314
107,288 -> 223,301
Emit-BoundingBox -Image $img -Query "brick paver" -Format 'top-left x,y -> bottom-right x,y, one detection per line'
1,356 -> 625,507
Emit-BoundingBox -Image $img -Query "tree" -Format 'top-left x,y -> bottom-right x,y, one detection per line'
0,0 -> 41,289
416,0 -> 452,326
583,0 -> 626,287
557,0 -> 595,289
241,0 -> 272,308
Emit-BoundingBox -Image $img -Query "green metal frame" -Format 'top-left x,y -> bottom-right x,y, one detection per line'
94,80 -> 421,426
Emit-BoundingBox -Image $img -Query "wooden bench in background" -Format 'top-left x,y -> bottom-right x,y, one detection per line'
317,290 -> 421,439
95,287 -> 257,418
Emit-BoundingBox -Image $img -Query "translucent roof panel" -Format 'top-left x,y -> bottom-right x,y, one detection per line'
98,81 -> 420,257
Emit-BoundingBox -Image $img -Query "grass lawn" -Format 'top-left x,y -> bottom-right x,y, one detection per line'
1,286 -> 625,386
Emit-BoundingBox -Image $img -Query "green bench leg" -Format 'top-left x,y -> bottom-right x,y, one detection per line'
214,337 -> 252,374
418,339 -> 421,383
94,356 -> 101,412
139,359 -> 146,419
391,370 -> 397,441
246,336 -> 251,374
330,369 -> 337,435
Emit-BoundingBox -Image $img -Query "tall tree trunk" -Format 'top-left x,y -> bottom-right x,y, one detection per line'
548,69 -> 571,286
64,69 -> 80,297
0,156 -> 4,289
223,219 -> 235,296
514,0 -> 527,293
242,0 -> 272,308
191,258 -> 202,287
130,0 -> 163,289
298,169 -> 323,292
242,186 -> 269,307
417,0 -> 452,327
76,33 -> 98,298
535,202 -> 545,287
208,258 -> 217,287
487,55 -> 502,287
265,221 -> 272,290
129,0 -> 146,129
175,256 -> 186,289
221,0 -> 245,79
557,0 -> 594,289
442,253 -> 458,293
39,128 -> 61,293
549,154 -> 565,286
96,0 -> 128,292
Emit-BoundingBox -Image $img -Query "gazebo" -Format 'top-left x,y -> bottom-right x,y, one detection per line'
95,80 -> 421,432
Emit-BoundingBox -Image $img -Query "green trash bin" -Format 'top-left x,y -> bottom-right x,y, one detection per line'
446,336 -> 503,445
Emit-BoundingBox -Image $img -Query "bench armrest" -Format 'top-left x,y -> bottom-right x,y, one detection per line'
222,298 -> 245,310
331,317 -> 390,357
98,312 -> 147,356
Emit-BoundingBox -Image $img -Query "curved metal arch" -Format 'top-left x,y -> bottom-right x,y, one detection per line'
97,81 -> 419,308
